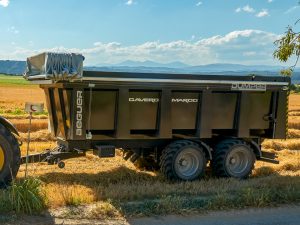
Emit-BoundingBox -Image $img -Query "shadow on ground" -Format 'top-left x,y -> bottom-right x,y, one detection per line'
4,165 -> 300,224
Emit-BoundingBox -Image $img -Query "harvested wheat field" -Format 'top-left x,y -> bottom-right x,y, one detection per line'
0,76 -> 299,218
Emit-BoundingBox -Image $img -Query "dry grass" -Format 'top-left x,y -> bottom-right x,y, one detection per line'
262,139 -> 300,151
46,184 -> 96,207
19,130 -> 56,142
12,119 -> 48,133
16,150 -> 299,208
0,85 -> 45,109
0,81 -> 298,216
254,150 -> 300,175
19,141 -> 57,155
288,94 -> 300,111
288,129 -> 300,138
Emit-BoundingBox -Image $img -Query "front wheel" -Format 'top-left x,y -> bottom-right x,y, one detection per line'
0,124 -> 20,188
212,139 -> 255,179
160,140 -> 207,181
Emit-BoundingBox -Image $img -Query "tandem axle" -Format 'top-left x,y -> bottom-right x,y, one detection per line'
20,138 -> 279,173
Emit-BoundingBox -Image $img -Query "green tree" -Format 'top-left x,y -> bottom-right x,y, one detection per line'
274,4 -> 300,76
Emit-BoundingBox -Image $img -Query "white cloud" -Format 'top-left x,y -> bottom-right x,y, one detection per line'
125,0 -> 134,5
8,26 -> 19,34
236,5 -> 270,18
0,0 -> 9,7
236,5 -> 255,13
196,1 -> 202,6
0,30 -> 281,66
198,30 -> 278,46
243,5 -> 255,13
235,8 -> 241,13
243,51 -> 256,56
284,6 -> 300,14
256,9 -> 269,17
267,0 -> 273,3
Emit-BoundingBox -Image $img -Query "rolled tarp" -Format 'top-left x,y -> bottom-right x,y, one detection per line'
24,52 -> 85,81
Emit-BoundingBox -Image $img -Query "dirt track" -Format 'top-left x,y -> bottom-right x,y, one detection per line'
4,205 -> 300,225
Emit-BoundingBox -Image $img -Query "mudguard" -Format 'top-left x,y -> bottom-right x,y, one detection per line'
0,116 -> 19,136
249,140 -> 262,158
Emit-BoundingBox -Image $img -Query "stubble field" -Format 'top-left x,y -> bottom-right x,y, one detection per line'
0,74 -> 299,218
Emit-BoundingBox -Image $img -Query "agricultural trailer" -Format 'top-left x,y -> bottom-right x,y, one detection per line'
0,52 -> 291,186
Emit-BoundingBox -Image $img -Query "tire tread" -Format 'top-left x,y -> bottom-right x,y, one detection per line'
212,139 -> 255,179
0,124 -> 20,188
160,140 -> 206,181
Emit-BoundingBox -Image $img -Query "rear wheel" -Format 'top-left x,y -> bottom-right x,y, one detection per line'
212,139 -> 255,179
160,140 -> 207,181
0,124 -> 20,188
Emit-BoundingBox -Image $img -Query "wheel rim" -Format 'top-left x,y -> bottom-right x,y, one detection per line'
0,146 -> 4,171
225,146 -> 250,176
174,148 -> 202,179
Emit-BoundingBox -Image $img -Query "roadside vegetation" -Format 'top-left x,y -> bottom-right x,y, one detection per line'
290,84 -> 300,93
0,178 -> 46,214
0,75 -> 299,219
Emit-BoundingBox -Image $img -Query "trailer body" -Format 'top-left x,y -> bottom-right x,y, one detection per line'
23,53 -> 291,181
40,71 -> 289,149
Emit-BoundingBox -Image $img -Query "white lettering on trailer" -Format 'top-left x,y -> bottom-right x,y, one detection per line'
76,91 -> 83,136
129,98 -> 198,103
129,98 -> 159,103
231,83 -> 267,91
172,99 -> 198,103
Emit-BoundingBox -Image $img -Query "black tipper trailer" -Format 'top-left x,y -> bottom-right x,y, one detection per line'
21,53 -> 291,181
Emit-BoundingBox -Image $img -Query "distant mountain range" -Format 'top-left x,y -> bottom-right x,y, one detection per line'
87,60 -> 300,83
1,59 -> 299,83
92,60 -> 298,72
105,60 -> 189,68
0,60 -> 26,75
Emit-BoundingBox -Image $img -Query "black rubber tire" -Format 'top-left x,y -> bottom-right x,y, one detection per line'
212,139 -> 255,179
160,140 -> 207,181
0,124 -> 21,188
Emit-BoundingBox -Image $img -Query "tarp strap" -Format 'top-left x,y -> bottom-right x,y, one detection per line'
86,83 -> 95,139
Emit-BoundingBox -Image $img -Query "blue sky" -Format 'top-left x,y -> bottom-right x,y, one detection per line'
0,0 -> 299,65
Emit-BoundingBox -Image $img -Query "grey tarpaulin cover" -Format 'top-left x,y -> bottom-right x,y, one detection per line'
24,52 -> 85,81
